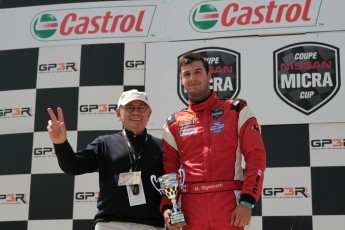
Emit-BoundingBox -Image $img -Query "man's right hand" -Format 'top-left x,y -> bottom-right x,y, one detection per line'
47,107 -> 67,144
163,209 -> 184,230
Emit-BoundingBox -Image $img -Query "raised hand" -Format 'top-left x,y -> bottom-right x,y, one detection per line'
47,107 -> 67,144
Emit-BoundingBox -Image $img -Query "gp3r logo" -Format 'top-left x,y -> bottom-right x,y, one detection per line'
34,147 -> 53,155
0,194 -> 28,204
38,62 -> 78,72
79,104 -> 117,113
125,60 -> 145,69
263,187 -> 310,198
311,139 -> 345,149
0,107 -> 32,118
33,147 -> 55,158
75,192 -> 99,202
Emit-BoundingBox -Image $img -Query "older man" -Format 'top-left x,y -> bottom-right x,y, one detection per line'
47,89 -> 164,230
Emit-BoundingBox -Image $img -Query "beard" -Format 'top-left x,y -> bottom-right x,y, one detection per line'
186,85 -> 211,103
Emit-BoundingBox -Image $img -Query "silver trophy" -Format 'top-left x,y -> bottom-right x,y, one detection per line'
151,169 -> 186,225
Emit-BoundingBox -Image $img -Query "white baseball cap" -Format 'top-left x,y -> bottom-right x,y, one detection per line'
117,89 -> 150,107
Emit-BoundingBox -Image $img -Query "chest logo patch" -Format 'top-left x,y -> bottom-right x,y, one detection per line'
210,107 -> 224,119
210,121 -> 224,134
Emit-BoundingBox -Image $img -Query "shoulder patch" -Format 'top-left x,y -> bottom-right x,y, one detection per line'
166,114 -> 176,125
230,99 -> 246,112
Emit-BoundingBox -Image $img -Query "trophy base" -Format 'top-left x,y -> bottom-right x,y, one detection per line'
170,213 -> 186,225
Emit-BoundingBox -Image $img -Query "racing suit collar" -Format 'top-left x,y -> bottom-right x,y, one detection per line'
188,91 -> 218,112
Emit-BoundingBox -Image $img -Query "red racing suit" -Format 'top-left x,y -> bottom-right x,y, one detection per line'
161,92 -> 266,230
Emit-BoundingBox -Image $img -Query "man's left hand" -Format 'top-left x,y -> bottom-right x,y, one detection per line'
230,203 -> 252,228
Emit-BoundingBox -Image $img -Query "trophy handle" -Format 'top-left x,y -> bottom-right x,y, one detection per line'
178,168 -> 185,186
150,175 -> 162,194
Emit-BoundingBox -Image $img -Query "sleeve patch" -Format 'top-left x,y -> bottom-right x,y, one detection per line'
231,99 -> 245,112
166,114 -> 176,125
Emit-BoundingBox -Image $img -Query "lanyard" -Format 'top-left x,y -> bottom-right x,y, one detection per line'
122,129 -> 148,172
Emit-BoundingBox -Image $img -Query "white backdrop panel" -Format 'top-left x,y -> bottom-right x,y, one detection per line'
0,1 -> 166,51
28,220 -> 73,230
0,89 -> 36,134
261,167 -> 312,216
312,216 -> 345,230
73,173 -> 99,219
0,175 -> 31,221
145,32 -> 345,128
309,122 -> 345,167
37,46 -> 81,89
32,131 -> 78,174
77,86 -> 123,131
166,0 -> 345,41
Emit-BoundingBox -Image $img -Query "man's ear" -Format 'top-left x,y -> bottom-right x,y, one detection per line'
116,109 -> 122,121
147,108 -> 152,119
180,74 -> 185,86
207,72 -> 212,81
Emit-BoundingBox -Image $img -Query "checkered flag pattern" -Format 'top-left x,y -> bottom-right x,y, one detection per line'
1,0 -> 345,228
1,43 -> 345,230
0,43 -> 146,230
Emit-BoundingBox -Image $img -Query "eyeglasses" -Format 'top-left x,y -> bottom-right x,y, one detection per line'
121,105 -> 149,113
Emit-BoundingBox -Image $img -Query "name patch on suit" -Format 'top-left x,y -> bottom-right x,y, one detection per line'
180,127 -> 197,136
178,120 -> 196,127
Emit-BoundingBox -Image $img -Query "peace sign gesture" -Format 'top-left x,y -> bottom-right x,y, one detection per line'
47,107 -> 67,144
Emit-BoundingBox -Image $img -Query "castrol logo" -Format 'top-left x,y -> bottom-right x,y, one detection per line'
190,0 -> 321,32
30,5 -> 156,41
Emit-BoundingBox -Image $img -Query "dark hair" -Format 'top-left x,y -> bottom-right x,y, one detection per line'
178,52 -> 209,74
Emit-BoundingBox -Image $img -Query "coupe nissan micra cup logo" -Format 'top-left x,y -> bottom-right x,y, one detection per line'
273,42 -> 341,115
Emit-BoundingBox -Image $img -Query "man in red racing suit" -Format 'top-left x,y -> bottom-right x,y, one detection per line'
160,52 -> 266,230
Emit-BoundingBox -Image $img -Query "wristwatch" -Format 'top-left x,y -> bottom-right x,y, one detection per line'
240,201 -> 254,209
